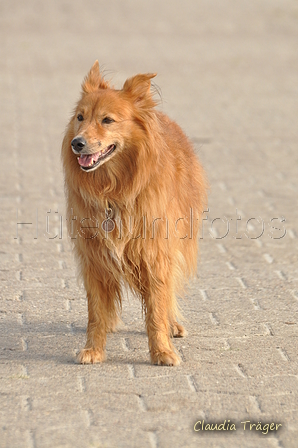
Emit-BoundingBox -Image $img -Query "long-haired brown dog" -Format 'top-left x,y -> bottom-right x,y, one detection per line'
62,61 -> 207,366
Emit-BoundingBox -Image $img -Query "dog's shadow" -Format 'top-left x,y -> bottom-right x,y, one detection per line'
1,320 -> 151,366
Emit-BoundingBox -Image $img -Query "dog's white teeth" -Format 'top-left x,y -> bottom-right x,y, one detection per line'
89,158 -> 95,166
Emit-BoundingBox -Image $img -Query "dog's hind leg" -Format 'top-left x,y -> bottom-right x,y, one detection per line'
169,319 -> 187,338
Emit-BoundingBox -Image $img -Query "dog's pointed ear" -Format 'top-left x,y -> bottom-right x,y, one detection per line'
122,73 -> 157,106
82,61 -> 109,93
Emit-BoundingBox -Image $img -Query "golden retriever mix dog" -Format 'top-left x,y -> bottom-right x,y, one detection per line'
62,61 -> 207,366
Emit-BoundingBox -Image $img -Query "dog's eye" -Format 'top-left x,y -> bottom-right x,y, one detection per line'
77,114 -> 84,122
102,117 -> 115,125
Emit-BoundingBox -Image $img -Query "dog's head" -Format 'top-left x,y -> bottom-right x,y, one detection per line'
67,61 -> 157,174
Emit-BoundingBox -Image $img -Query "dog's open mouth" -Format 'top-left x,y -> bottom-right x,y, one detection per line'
77,144 -> 116,172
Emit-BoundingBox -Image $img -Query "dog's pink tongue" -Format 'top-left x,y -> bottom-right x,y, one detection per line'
78,153 -> 100,167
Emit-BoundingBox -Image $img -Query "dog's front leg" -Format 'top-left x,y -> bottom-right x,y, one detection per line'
77,294 -> 107,364
77,273 -> 120,364
144,289 -> 181,367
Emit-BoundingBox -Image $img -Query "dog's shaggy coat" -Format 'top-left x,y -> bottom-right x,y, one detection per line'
62,61 -> 207,366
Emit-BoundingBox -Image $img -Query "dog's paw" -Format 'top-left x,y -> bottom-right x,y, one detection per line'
151,350 -> 181,366
77,348 -> 105,364
171,322 -> 187,338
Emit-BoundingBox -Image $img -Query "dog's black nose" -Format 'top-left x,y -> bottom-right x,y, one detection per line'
71,136 -> 87,152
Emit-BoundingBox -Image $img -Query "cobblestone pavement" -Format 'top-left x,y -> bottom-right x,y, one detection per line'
1,1 -> 297,447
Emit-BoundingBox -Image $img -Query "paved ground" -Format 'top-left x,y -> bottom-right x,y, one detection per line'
1,0 -> 298,447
